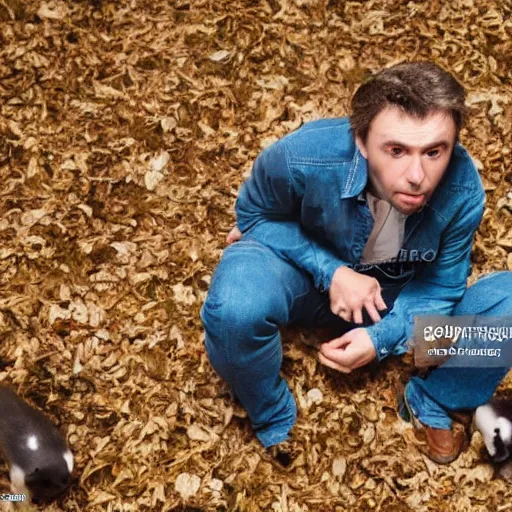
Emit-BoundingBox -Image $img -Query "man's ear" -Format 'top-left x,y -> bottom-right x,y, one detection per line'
355,135 -> 368,159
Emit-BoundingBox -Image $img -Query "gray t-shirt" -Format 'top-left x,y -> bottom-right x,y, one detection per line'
361,191 -> 409,264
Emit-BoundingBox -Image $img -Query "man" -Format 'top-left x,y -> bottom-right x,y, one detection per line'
200,61 -> 512,467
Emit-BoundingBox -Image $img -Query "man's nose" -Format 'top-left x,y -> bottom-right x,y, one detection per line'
406,156 -> 425,187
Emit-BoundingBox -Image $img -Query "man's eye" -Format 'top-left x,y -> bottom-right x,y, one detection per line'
427,149 -> 440,157
390,147 -> 403,156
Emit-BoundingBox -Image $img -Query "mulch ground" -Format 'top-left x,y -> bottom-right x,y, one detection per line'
0,0 -> 511,510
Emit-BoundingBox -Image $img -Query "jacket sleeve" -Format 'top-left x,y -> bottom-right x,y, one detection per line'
234,139 -> 351,291
366,189 -> 486,361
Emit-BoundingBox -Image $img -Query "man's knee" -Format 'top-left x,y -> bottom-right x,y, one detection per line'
471,271 -> 512,298
201,262 -> 285,346
202,288 -> 278,338
474,270 -> 512,286
458,271 -> 512,315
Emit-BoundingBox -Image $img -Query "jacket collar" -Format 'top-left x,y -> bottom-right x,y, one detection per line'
341,146 -> 368,199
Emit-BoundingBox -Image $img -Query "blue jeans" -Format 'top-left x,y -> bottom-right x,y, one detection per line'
405,271 -> 512,429
200,239 -> 512,446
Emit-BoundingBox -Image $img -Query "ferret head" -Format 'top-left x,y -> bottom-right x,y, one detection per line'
10,449 -> 74,501
474,404 -> 512,463
491,419 -> 512,463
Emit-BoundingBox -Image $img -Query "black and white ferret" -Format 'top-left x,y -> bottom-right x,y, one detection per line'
474,399 -> 512,464
0,385 -> 74,501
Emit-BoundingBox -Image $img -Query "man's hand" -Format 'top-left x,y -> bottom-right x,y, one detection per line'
329,266 -> 387,324
226,225 -> 242,245
318,328 -> 377,373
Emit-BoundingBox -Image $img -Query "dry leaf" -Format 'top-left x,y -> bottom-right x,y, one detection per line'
160,117 -> 177,132
111,241 -> 138,255
454,464 -> 494,484
332,457 -> 347,480
187,424 -> 211,442
174,473 -> 201,499
209,50 -> 231,62
150,152 -> 170,173
306,388 -> 323,406
21,209 -> 48,227
172,283 -> 197,305
49,304 -> 71,324
37,2 -> 68,19
144,170 -> 164,191
93,81 -> 125,99
208,478 -> 223,492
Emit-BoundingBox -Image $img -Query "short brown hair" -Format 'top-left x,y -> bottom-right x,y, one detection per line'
350,62 -> 466,142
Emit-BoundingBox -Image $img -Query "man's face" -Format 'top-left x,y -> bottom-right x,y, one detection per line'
355,106 -> 457,215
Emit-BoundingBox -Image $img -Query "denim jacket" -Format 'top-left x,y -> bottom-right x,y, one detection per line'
234,117 -> 486,361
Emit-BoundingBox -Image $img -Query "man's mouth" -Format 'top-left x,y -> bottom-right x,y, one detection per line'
397,192 -> 425,205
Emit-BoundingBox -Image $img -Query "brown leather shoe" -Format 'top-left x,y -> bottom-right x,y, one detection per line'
423,423 -> 467,464
400,391 -> 467,464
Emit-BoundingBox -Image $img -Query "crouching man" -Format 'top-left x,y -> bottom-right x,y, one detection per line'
200,61 -> 512,467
